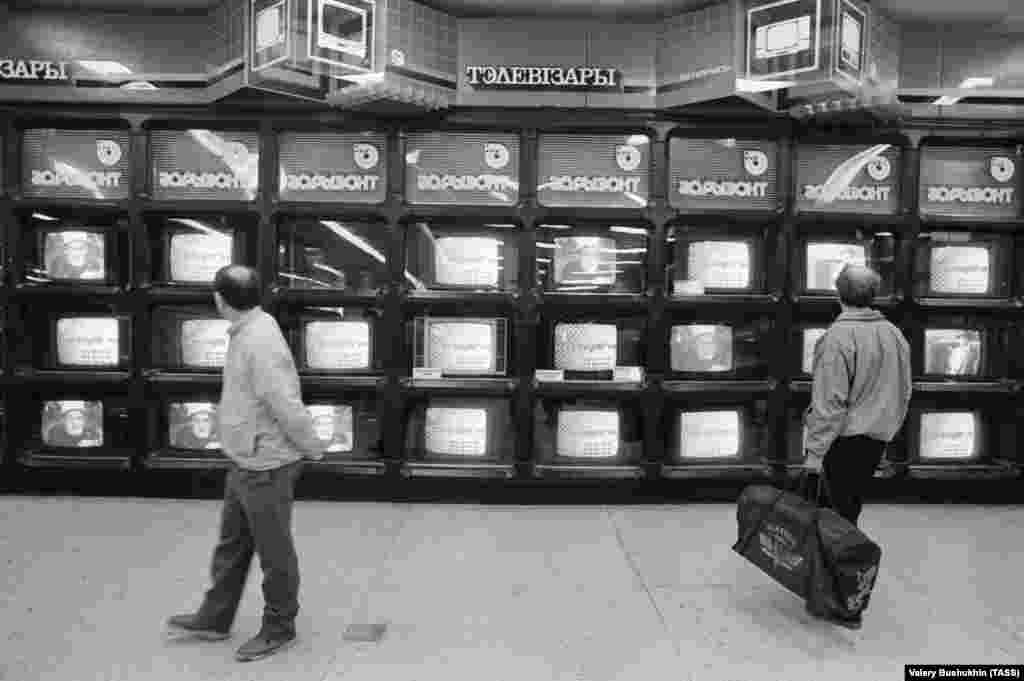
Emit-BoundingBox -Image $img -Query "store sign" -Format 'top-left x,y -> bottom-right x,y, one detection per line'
0,58 -> 71,83
464,65 -> 620,90
920,146 -> 1020,219
22,129 -> 131,201
669,138 -> 778,211
151,129 -> 260,201
279,132 -> 385,203
795,144 -> 901,214
405,131 -> 519,206
537,134 -> 650,208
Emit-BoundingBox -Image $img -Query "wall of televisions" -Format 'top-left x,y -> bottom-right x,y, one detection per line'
0,108 -> 1022,486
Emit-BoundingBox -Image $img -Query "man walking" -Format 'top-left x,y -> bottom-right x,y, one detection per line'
804,264 -> 911,627
167,265 -> 324,662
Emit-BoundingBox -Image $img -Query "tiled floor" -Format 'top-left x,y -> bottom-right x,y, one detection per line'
1,495 -> 1022,681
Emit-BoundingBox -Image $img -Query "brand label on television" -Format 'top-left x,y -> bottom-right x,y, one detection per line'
406,132 -> 520,206
669,138 -> 778,210
279,132 -> 386,203
537,134 -> 650,208
306,321 -> 371,370
151,129 -> 260,201
557,409 -> 620,459
920,146 -> 1020,218
425,407 -> 487,457
796,144 -> 901,214
57,318 -> 119,367
22,129 -> 131,200
554,324 -> 617,372
465,65 -> 619,90
679,410 -> 740,460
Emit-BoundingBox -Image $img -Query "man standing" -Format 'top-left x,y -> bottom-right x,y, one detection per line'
167,265 -> 324,662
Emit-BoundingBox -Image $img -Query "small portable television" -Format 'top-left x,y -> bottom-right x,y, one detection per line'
671,235 -> 758,295
52,315 -> 131,369
538,226 -> 647,294
914,233 -> 1010,299
41,230 -> 106,282
923,328 -> 985,378
406,223 -> 518,292
554,236 -> 616,287
278,219 -> 388,292
41,400 -> 103,449
671,324 -> 733,373
307,404 -> 354,454
413,316 -> 508,377
676,409 -> 743,461
550,320 -> 643,380
916,410 -> 982,462
168,402 -> 221,451
299,313 -> 374,372
555,405 -> 621,460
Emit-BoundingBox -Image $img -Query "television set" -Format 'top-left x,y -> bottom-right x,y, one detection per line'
669,232 -> 761,296
805,241 -> 867,292
668,318 -> 771,378
405,223 -> 519,292
167,402 -> 221,451
41,400 -> 104,448
555,405 -> 621,459
917,410 -> 982,462
923,327 -> 987,378
548,319 -> 644,380
52,315 -> 131,369
307,404 -> 354,454
537,225 -> 648,294
407,397 -> 512,461
676,409 -> 743,461
914,233 -> 1011,299
152,307 -> 230,370
797,231 -> 897,298
800,327 -> 828,375
22,216 -> 126,286
412,316 -> 508,377
147,216 -> 249,286
278,219 -> 389,293
299,315 -> 374,372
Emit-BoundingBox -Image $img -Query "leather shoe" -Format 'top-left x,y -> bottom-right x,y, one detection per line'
235,627 -> 297,662
166,613 -> 231,641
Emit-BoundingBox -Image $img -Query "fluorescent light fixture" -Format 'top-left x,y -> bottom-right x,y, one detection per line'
933,76 -> 994,106
77,60 -> 133,76
32,212 -> 59,222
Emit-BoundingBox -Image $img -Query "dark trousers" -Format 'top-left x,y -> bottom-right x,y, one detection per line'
196,460 -> 304,634
822,435 -> 886,527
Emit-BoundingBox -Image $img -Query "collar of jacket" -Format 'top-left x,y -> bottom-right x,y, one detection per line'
228,307 -> 262,337
835,308 -> 885,323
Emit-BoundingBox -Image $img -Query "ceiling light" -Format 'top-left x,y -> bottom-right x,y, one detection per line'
76,60 -> 133,76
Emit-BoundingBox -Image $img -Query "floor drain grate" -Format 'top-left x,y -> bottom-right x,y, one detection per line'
343,623 -> 387,643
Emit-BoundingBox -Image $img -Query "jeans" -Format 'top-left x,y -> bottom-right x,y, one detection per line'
196,459 -> 305,634
822,435 -> 886,527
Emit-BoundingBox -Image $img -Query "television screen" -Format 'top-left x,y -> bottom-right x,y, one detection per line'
41,400 -> 103,448
43,231 -> 105,281
417,318 -> 503,376
553,236 -> 616,287
929,245 -> 990,295
802,328 -> 827,374
671,324 -> 733,373
181,319 -> 231,368
424,406 -> 488,457
920,411 -> 979,460
806,242 -> 867,291
279,219 -> 388,292
56,317 -> 119,367
554,323 -> 618,372
304,320 -> 371,371
434,236 -> 501,288
678,410 -> 741,460
686,240 -> 752,291
556,407 -> 621,459
925,329 -> 983,376
307,404 -> 354,453
169,231 -> 233,284
168,402 -> 221,450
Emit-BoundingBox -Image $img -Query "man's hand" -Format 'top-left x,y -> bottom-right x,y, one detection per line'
804,450 -> 824,473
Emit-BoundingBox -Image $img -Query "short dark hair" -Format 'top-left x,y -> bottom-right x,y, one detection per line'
835,264 -> 880,307
213,265 -> 261,311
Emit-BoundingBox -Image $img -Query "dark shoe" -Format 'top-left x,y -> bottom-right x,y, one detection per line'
805,602 -> 863,630
234,628 -> 297,662
166,613 -> 231,641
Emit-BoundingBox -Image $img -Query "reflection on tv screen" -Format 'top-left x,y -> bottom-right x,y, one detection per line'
671,324 -> 733,372
556,408 -> 620,459
42,400 -> 103,448
920,412 -> 978,460
57,317 -> 119,367
168,402 -> 221,450
308,404 -> 354,453
44,231 -> 105,281
930,246 -> 990,295
553,236 -> 616,287
806,242 -> 866,291
679,410 -> 740,459
924,329 -> 982,376
425,407 -> 487,457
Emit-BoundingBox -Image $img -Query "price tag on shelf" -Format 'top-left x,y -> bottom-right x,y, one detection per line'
613,366 -> 644,383
413,367 -> 443,380
535,369 -> 565,382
